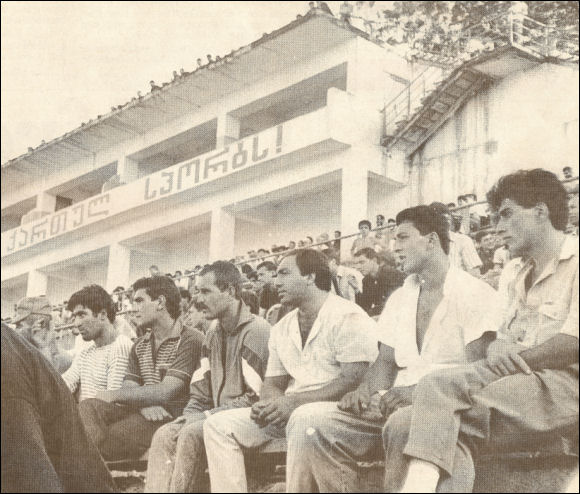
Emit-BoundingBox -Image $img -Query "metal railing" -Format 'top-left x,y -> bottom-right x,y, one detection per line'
382,12 -> 579,141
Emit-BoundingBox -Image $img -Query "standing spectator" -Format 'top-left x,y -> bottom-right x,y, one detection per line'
145,262 -> 270,493
1,324 -> 117,493
353,248 -> 406,317
323,248 -> 362,302
78,276 -> 204,460
12,296 -> 72,373
332,230 -> 341,252
351,220 -> 379,256
256,261 -> 281,317
431,202 -> 483,277
63,285 -> 133,402
202,249 -> 378,493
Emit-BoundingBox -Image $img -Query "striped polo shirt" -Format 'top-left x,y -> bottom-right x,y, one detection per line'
125,321 -> 204,416
62,334 -> 133,402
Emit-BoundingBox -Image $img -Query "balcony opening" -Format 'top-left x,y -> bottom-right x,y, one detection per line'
233,63 -> 347,139
128,119 -> 217,179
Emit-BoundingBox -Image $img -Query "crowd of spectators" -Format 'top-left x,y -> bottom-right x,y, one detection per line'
2,168 -> 578,493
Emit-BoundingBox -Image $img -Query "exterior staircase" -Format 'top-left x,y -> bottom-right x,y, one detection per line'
381,12 -> 579,154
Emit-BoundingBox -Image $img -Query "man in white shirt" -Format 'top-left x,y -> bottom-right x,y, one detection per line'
285,205 -> 499,492
431,202 -> 482,277
62,285 -> 133,402
202,249 -> 378,492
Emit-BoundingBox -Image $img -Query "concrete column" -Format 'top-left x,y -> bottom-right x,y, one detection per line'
117,156 -> 139,184
216,114 -> 240,148
26,270 -> 48,297
36,191 -> 57,214
340,165 -> 368,261
106,243 -> 132,292
209,208 -> 235,262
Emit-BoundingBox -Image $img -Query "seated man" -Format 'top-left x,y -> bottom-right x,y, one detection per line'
354,247 -> 406,317
387,169 -> 578,493
255,261 -> 280,317
12,295 -> 72,373
202,249 -> 379,492
145,262 -> 270,492
63,285 -> 133,402
286,205 -> 500,492
1,323 -> 116,493
432,202 -> 483,277
79,276 -> 204,460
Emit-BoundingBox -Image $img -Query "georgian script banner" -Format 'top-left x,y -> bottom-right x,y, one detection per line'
2,125 -> 283,257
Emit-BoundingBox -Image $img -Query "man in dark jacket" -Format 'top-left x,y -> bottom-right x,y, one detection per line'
145,261 -> 270,492
354,247 -> 406,317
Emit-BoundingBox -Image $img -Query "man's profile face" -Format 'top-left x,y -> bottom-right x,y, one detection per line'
72,305 -> 104,342
494,199 -> 537,258
393,221 -> 430,274
275,256 -> 308,308
195,272 -> 230,320
132,288 -> 159,329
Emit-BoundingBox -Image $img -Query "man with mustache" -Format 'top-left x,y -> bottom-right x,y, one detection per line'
78,276 -> 204,460
284,205 -> 500,492
145,261 -> 270,492
203,249 -> 379,492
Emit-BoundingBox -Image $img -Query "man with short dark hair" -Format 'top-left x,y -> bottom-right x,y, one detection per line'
63,285 -> 133,402
431,202 -> 482,277
389,169 -> 578,493
145,262 -> 270,492
351,219 -> 379,255
203,249 -> 379,492
286,206 -> 500,492
256,261 -> 280,316
323,248 -> 361,302
475,230 -> 496,275
78,276 -> 204,460
354,247 -> 405,317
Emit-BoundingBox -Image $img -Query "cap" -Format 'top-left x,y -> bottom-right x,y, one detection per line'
12,296 -> 52,324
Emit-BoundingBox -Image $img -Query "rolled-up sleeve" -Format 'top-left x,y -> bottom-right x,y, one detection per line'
560,265 -> 579,339
265,327 -> 288,378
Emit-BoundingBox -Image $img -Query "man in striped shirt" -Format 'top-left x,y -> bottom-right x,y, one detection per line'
62,285 -> 133,402
78,276 -> 204,460
145,261 -> 270,492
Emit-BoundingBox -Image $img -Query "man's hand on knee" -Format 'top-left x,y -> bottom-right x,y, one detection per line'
486,339 -> 531,376
337,386 -> 370,415
140,406 -> 173,422
379,386 -> 414,418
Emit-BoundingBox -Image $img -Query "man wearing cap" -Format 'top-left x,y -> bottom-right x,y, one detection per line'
12,296 -> 72,373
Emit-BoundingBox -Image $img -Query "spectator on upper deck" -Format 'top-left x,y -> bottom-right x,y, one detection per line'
351,219 -> 379,256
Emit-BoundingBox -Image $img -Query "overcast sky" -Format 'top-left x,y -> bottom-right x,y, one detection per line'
1,1 -> 345,164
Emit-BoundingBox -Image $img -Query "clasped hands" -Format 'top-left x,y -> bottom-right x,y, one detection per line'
338,384 -> 415,418
250,395 -> 298,428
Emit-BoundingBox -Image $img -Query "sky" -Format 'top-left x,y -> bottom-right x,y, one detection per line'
1,1 -> 346,164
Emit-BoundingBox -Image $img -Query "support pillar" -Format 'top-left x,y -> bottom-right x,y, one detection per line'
106,243 -> 132,292
209,208 -> 235,262
36,191 -> 57,214
340,165 -> 369,261
216,114 -> 240,148
117,156 -> 139,184
26,270 -> 48,297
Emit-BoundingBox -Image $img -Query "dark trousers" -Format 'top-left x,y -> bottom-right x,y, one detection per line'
79,398 -> 168,460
